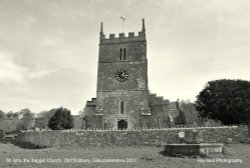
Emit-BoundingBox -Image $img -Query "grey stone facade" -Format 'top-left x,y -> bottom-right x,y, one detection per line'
84,19 -> 184,129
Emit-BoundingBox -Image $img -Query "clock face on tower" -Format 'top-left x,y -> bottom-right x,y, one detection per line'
115,69 -> 128,82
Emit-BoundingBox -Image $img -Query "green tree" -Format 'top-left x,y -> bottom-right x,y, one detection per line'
195,79 -> 250,126
17,108 -> 35,130
48,107 -> 74,130
35,110 -> 56,129
0,110 -> 6,120
6,111 -> 18,119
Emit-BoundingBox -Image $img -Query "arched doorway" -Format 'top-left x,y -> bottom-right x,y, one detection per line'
118,119 -> 128,130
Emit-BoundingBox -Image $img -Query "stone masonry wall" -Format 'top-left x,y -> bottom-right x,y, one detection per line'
16,126 -> 248,149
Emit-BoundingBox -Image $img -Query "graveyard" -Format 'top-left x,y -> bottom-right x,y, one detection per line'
0,138 -> 249,168
0,124 -> 249,168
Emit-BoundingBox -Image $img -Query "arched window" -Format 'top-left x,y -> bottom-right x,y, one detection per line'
120,101 -> 124,114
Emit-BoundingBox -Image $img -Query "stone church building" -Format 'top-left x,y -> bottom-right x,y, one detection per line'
84,19 -> 186,129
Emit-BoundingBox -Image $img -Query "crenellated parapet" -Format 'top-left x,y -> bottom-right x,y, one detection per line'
100,32 -> 146,44
99,19 -> 146,45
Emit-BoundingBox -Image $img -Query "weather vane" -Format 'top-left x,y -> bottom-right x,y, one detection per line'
120,16 -> 126,33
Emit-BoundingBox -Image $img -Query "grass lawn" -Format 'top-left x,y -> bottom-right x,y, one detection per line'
0,139 -> 249,168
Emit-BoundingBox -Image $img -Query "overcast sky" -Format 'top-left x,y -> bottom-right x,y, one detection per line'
0,0 -> 250,114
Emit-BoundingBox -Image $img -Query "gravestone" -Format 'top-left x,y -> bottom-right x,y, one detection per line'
184,130 -> 203,144
178,131 -> 185,143
165,129 -> 222,156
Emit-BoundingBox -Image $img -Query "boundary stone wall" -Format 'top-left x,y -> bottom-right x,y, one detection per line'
16,126 -> 248,149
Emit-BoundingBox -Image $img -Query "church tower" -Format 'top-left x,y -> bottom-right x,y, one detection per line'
96,19 -> 151,129
84,19 -> 185,130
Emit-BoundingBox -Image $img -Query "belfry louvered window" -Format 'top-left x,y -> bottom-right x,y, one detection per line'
119,48 -> 127,60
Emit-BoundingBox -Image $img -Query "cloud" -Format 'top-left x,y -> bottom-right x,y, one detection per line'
0,51 -> 28,84
0,50 -> 55,84
38,36 -> 63,46
27,69 -> 55,80
22,16 -> 38,30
